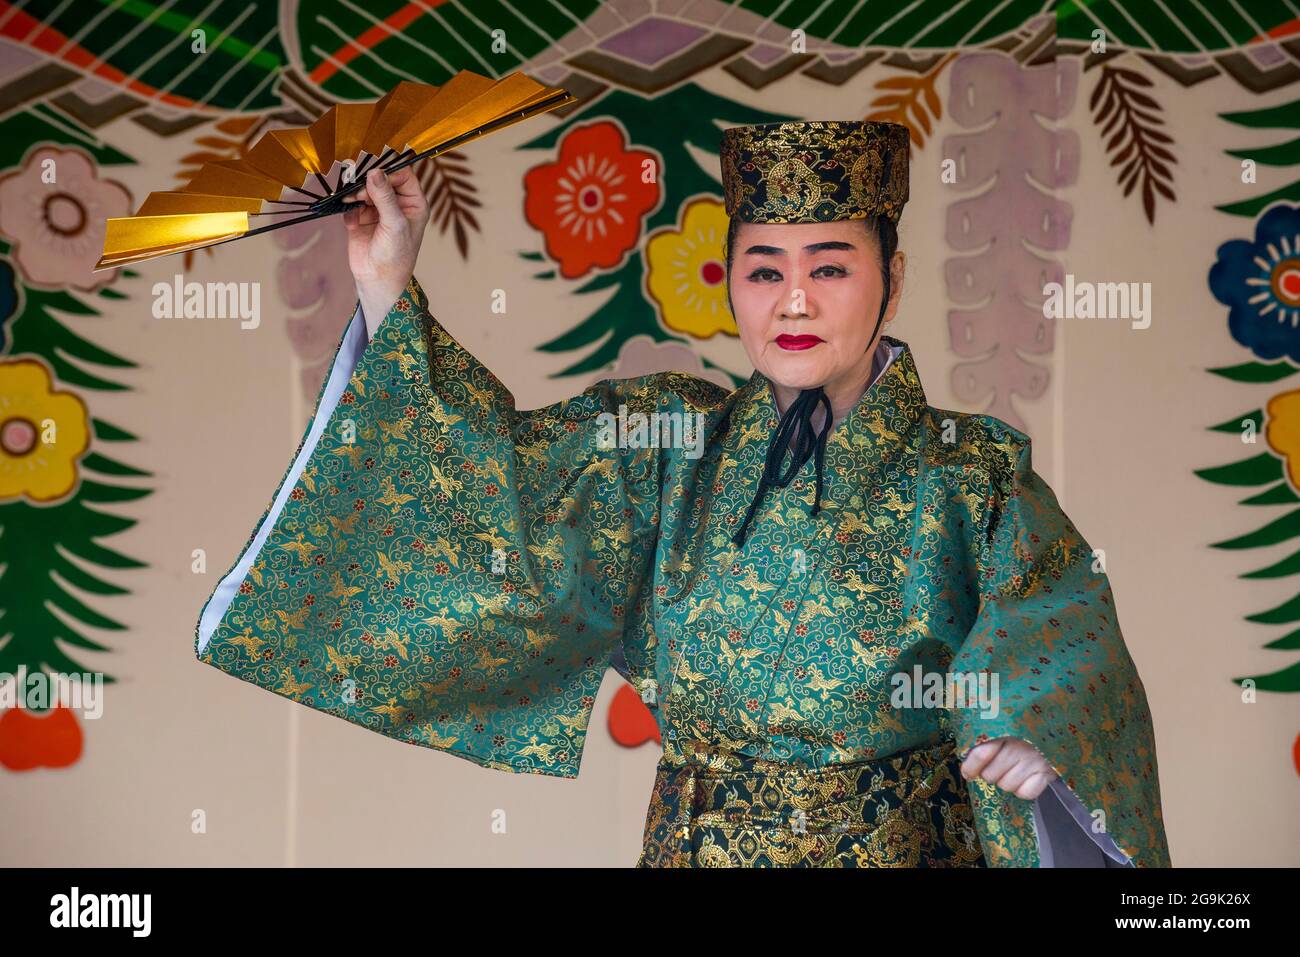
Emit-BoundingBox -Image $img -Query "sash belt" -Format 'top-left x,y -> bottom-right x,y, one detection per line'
635,738 -> 986,867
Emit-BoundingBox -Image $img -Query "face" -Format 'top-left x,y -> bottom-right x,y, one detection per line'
727,220 -> 905,398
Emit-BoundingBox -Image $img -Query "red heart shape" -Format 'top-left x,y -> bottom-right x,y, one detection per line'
608,683 -> 660,748
0,705 -> 83,770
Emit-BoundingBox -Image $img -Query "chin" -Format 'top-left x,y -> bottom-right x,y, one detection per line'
763,351 -> 833,389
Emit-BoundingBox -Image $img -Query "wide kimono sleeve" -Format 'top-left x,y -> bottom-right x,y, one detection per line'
947,434 -> 1172,867
195,274 -> 663,778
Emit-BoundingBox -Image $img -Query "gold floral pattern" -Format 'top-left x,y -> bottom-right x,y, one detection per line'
720,120 -> 910,226
198,275 -> 1170,867
637,739 -> 984,867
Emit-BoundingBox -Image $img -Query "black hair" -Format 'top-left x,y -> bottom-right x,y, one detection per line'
725,216 -> 899,329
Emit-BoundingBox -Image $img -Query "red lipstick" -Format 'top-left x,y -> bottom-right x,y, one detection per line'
776,334 -> 824,351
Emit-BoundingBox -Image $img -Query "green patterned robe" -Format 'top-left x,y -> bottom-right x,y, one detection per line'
197,275 -> 1171,867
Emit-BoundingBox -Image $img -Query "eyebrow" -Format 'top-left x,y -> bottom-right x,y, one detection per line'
742,241 -> 857,255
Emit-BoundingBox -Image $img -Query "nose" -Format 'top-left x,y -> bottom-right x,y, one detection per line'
778,282 -> 816,321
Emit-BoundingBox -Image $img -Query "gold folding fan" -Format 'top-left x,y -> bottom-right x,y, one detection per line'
94,70 -> 577,272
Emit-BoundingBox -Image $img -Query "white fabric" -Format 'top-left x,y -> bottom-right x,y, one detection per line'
197,302 -> 369,653
871,339 -> 901,385
1034,777 -> 1132,866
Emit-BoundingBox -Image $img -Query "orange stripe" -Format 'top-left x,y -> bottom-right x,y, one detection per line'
0,0 -> 203,109
1250,17 -> 1300,43
307,0 -> 451,85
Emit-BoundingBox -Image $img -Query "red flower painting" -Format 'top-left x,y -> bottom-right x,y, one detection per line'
524,121 -> 660,279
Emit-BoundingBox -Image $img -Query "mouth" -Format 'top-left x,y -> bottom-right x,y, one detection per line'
775,334 -> 824,351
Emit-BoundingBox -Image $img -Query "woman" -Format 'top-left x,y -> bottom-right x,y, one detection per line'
196,120 -> 1170,867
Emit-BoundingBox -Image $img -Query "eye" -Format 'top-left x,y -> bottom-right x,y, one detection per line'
813,264 -> 847,278
747,266 -> 781,282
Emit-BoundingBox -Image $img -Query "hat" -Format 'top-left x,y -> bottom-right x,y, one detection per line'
719,120 -> 910,234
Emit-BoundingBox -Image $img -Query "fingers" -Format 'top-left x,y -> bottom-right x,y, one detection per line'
960,737 -> 1059,799
977,740 -> 1023,788
340,167 -> 417,204
998,759 -> 1042,795
1013,771 -> 1055,800
345,205 -> 377,227
387,166 -> 431,228
385,165 -> 423,201
340,166 -> 427,225
363,167 -> 404,228
959,739 -> 1002,781
342,203 -> 378,229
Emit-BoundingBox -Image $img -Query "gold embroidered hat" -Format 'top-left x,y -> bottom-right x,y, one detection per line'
719,119 -> 910,229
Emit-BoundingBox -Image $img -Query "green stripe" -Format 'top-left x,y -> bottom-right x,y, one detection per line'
829,0 -> 892,46
1208,409 -> 1263,432
416,4 -> 512,75
509,0 -> 599,42
1235,659 -> 1300,693
1056,0 -> 1107,35
1013,0 -> 1294,49
884,0 -> 969,46
1194,452 -> 1283,487
1207,359 -> 1300,383
1237,0 -> 1298,37
83,0 -> 281,71
455,0 -> 548,53
1214,507 -> 1300,549
1240,483 -> 1300,507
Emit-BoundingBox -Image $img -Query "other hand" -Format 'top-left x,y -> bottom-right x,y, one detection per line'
959,737 -> 1058,800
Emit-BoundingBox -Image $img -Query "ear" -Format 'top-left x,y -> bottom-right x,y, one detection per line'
882,250 -> 906,325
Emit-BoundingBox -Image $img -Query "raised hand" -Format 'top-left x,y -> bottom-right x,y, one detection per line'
342,166 -> 431,337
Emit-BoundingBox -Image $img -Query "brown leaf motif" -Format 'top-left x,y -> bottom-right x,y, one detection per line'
1090,64 -> 1177,225
423,149 -> 482,261
866,53 -> 956,148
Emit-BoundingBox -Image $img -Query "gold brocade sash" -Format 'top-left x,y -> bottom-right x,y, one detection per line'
635,739 -> 986,867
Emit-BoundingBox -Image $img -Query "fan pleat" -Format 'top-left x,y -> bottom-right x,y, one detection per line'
95,70 -> 576,272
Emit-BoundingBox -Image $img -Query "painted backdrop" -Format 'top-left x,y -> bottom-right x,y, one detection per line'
0,0 -> 1296,865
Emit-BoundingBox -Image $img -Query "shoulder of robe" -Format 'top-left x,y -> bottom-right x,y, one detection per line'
588,369 -> 732,415
654,370 -> 733,412
921,405 -> 1032,489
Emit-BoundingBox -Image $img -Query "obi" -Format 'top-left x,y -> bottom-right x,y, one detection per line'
635,738 -> 987,867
